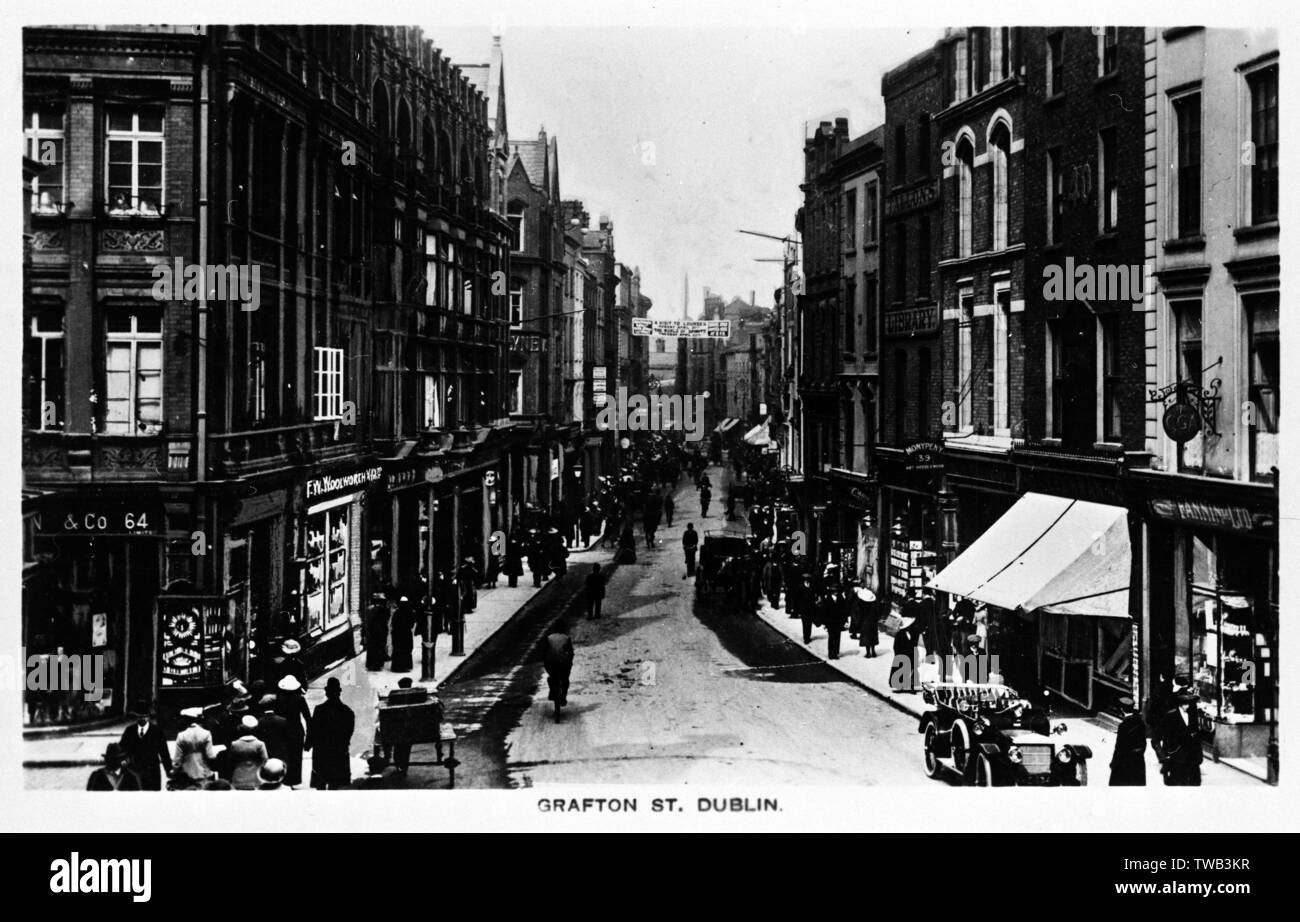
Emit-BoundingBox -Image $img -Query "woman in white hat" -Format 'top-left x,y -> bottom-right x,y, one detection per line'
851,585 -> 880,658
228,715 -> 268,790
273,674 -> 310,787
171,706 -> 220,789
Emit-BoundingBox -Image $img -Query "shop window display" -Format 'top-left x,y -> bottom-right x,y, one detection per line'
303,505 -> 351,633
1182,534 -> 1268,726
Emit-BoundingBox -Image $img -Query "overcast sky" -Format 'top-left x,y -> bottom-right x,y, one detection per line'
433,24 -> 943,318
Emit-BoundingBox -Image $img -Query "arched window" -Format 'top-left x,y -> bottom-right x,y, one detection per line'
956,138 -> 974,257
395,99 -> 412,156
422,118 -> 437,180
438,130 -> 453,181
458,145 -> 471,189
371,81 -> 390,138
475,156 -> 487,201
990,122 -> 1010,250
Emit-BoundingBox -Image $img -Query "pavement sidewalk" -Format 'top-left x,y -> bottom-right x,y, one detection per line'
23,531 -> 610,776
752,597 -> 1262,786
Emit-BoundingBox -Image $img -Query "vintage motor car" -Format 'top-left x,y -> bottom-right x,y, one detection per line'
918,682 -> 1093,786
695,532 -> 753,600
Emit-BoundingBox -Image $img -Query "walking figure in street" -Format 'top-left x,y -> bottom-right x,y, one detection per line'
699,483 -> 712,518
543,620 -> 575,722
119,709 -> 171,791
585,564 -> 606,619
171,706 -> 219,789
86,742 -> 140,792
682,523 -> 699,577
309,676 -> 355,790
1109,695 -> 1148,786
663,492 -> 675,527
1154,680 -> 1205,786
821,566 -> 847,659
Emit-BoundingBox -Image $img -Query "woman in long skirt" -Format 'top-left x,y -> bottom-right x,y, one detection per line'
855,587 -> 880,657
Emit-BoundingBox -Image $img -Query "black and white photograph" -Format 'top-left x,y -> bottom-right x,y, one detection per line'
2,1 -> 1295,857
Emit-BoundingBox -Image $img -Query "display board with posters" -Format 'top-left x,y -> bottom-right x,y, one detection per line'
158,595 -> 232,688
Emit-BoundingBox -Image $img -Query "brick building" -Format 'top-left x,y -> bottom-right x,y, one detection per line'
876,43 -> 946,616
21,25 -> 519,721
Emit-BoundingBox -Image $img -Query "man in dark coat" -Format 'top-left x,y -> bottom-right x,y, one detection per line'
681,523 -> 699,577
663,493 -> 675,527
86,743 -> 141,791
528,532 -> 549,586
504,529 -> 525,588
254,694 -> 294,772
799,573 -> 817,644
543,622 -> 575,718
585,564 -> 607,619
1155,687 -> 1205,786
118,710 -> 171,791
892,617 -> 918,692
365,594 -> 390,671
822,575 -> 848,659
389,595 -> 417,673
699,484 -> 712,518
1109,695 -> 1148,786
309,677 -> 355,790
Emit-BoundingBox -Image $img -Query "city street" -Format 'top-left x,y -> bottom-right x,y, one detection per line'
418,467 -> 929,788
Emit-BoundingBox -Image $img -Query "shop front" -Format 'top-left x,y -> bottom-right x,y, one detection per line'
296,462 -> 383,674
930,493 -> 1134,704
827,469 -> 878,592
875,447 -> 943,621
24,494 -> 165,724
1139,476 -> 1278,777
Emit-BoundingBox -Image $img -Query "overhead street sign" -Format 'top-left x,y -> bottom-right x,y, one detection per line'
632,318 -> 731,339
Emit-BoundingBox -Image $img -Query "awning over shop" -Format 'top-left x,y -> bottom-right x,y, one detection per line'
742,422 -> 772,446
928,493 -> 1131,618
715,418 -> 740,433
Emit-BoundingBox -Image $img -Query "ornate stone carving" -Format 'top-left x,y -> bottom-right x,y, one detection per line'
101,229 -> 165,252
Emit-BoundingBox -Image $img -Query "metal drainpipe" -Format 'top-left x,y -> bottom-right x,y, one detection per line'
195,34 -> 209,485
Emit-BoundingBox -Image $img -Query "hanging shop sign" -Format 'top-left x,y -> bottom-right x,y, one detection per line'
1148,378 -> 1221,444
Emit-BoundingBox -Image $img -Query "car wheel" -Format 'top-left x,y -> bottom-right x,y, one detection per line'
950,720 -> 976,783
976,752 -> 996,787
923,723 -> 943,779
